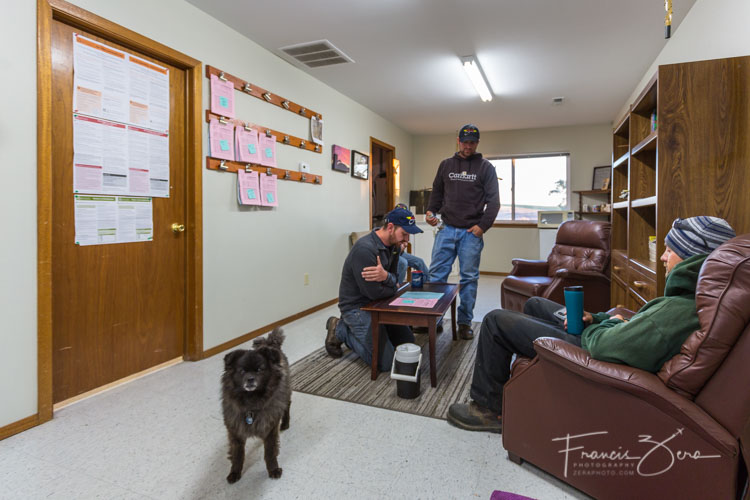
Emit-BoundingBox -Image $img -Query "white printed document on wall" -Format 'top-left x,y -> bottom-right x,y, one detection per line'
74,195 -> 153,246
73,34 -> 129,123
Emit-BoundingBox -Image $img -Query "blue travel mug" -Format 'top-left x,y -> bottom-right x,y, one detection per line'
564,286 -> 584,335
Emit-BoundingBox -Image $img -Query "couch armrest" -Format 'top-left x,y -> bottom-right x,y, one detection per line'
510,259 -> 549,276
530,337 -> 737,455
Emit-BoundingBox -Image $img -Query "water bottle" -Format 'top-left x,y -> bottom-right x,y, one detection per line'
564,286 -> 584,335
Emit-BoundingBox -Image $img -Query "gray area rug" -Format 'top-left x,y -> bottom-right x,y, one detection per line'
290,321 -> 480,420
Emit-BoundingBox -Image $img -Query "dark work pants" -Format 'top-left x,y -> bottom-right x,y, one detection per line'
469,297 -> 583,415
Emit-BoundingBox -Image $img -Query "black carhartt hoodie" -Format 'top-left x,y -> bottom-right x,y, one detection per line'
426,152 -> 500,232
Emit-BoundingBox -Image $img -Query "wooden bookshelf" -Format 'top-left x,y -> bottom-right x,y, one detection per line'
610,55 -> 750,309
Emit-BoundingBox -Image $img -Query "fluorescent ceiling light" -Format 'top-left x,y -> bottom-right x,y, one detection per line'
461,55 -> 493,102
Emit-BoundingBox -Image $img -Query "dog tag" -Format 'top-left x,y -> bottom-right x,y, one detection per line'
245,414 -> 254,425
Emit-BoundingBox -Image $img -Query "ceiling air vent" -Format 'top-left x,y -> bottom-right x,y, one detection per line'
280,40 -> 354,68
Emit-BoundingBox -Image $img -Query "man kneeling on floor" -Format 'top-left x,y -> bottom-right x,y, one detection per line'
448,216 -> 736,434
325,207 -> 423,370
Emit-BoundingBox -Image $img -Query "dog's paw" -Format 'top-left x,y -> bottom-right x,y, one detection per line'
268,467 -> 283,479
226,471 -> 242,484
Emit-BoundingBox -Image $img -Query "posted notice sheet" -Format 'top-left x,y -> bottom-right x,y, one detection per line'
73,34 -> 170,198
74,195 -> 153,246
237,170 -> 261,206
260,173 -> 278,207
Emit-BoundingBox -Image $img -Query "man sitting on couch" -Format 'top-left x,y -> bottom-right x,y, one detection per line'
448,216 -> 736,434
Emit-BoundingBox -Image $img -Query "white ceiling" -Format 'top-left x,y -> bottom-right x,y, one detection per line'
186,0 -> 696,135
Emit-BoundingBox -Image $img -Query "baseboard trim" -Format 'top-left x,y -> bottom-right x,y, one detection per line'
480,271 -> 510,277
202,297 -> 338,359
53,356 -> 183,411
0,414 -> 39,441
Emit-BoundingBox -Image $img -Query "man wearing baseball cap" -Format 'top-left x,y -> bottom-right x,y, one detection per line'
448,215 -> 736,434
425,124 -> 500,340
325,207 -> 423,371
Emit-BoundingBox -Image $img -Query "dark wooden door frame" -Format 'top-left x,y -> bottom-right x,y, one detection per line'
369,137 -> 396,230
35,0 -> 203,428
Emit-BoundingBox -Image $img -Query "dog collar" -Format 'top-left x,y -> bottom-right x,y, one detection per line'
245,412 -> 255,425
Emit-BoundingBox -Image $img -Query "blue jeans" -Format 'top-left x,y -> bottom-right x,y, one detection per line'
397,253 -> 429,283
429,225 -> 484,325
335,309 -> 415,371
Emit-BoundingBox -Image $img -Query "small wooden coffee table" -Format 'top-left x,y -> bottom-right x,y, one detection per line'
361,282 -> 459,387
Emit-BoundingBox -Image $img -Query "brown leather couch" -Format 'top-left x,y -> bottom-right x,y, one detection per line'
501,220 -> 611,313
502,234 -> 750,500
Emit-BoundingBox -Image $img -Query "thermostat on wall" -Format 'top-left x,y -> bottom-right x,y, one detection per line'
299,162 -> 310,173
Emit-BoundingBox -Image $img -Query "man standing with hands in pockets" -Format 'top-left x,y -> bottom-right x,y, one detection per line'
426,124 -> 500,339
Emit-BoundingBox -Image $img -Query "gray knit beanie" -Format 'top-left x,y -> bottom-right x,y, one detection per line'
664,216 -> 736,260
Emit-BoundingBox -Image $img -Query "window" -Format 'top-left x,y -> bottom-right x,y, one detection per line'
489,153 -> 569,221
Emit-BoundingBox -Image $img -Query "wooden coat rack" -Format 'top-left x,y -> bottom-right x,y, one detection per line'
206,65 -> 322,121
205,110 -> 320,154
205,157 -> 322,185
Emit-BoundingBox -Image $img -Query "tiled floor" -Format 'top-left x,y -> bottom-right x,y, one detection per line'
0,276 -> 588,499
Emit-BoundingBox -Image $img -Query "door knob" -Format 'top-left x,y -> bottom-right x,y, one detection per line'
171,223 -> 186,233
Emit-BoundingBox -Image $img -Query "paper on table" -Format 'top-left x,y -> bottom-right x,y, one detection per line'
73,34 -> 129,123
236,127 -> 261,164
401,292 -> 444,300
260,173 -> 278,207
258,134 -> 277,167
237,169 -> 261,206
210,74 -> 235,118
389,297 -> 439,308
73,114 -> 128,195
209,118 -> 235,161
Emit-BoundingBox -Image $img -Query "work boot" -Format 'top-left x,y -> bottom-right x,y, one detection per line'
325,316 -> 343,358
458,323 -> 474,340
447,402 -> 502,434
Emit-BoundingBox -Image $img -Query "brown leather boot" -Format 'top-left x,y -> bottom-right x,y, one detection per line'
447,402 -> 502,433
458,323 -> 474,340
325,316 -> 343,358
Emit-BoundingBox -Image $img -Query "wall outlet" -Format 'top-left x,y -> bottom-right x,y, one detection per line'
304,273 -> 310,286
299,162 -> 310,173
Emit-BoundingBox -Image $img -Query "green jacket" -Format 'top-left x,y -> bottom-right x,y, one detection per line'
581,254 -> 707,373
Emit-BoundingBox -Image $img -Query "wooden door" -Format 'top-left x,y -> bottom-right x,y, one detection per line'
50,20 -> 187,402
370,138 -> 395,228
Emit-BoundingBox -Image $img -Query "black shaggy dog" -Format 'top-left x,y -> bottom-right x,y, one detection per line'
221,327 -> 291,483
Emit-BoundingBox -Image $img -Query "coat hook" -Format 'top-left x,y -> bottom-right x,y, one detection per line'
243,82 -> 252,93
219,160 -> 228,170
281,100 -> 290,109
218,72 -> 227,81
262,92 -> 272,102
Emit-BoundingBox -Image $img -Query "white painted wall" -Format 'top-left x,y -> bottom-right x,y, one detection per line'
0,0 -> 413,429
411,124 -> 612,273
0,1 -> 38,428
616,0 -> 750,120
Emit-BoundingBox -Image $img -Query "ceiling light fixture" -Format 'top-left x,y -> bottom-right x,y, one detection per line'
460,55 -> 493,102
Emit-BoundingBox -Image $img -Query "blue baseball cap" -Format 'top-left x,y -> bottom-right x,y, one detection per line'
458,124 -> 480,142
385,207 -> 423,234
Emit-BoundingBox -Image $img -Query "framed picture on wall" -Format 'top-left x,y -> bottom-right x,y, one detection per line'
592,166 -> 610,190
332,145 -> 350,173
351,150 -> 369,180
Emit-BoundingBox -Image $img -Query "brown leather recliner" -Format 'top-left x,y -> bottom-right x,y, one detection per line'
502,234 -> 750,500
501,220 -> 611,313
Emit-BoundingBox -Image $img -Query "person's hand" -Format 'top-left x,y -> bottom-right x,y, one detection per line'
400,241 -> 408,252
425,211 -> 438,227
362,256 -> 388,282
611,314 -> 627,322
467,225 -> 484,238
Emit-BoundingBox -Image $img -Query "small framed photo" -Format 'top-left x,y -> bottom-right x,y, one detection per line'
592,166 -> 610,190
311,116 -> 323,145
332,145 -> 350,173
351,150 -> 369,180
